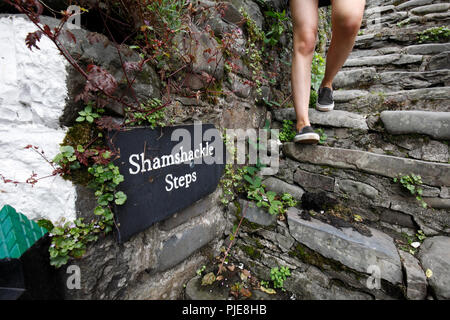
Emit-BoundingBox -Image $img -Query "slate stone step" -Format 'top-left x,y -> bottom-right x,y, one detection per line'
283,143 -> 450,187
287,207 -> 403,285
343,53 -> 423,69
418,236 -> 450,300
380,110 -> 450,140
272,108 -> 369,131
350,43 -> 450,59
334,69 -> 450,91
399,251 -> 427,300
333,87 -> 450,113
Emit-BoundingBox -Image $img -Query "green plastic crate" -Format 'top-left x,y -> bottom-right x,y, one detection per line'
0,205 -> 48,259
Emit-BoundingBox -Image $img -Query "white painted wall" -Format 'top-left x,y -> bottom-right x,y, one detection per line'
0,15 -> 77,223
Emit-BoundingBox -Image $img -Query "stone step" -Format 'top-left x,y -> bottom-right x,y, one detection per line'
353,26 -> 445,50
333,87 -> 450,113
283,143 -> 450,187
343,53 -> 423,69
334,68 -> 450,91
380,110 -> 450,140
418,236 -> 450,300
349,43 -> 450,59
287,207 -> 403,285
273,108 -> 369,131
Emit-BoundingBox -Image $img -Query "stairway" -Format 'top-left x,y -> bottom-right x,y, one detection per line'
244,0 -> 450,300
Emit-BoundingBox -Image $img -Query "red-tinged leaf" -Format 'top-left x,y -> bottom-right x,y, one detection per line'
207,57 -> 216,64
25,30 -> 43,50
85,65 -> 118,96
96,116 -> 122,131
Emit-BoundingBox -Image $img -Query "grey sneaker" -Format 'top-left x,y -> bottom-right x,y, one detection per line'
316,87 -> 334,112
293,126 -> 320,144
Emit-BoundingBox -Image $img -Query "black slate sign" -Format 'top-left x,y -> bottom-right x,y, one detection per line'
108,123 -> 226,243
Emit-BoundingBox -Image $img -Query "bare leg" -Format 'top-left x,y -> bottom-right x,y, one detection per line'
321,0 -> 366,89
290,0 -> 319,132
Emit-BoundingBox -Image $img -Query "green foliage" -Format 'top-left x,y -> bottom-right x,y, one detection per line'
399,230 -> 427,255
53,145 -> 80,171
37,218 -> 101,268
393,173 -> 427,208
263,10 -> 288,47
270,266 -> 291,290
244,165 -> 297,216
311,52 -> 325,91
279,120 -> 296,142
220,163 -> 245,206
417,26 -> 450,43
125,98 -> 167,128
75,102 -> 102,124
314,128 -> 328,145
196,265 -> 206,276
309,89 -> 318,108
43,146 -> 126,268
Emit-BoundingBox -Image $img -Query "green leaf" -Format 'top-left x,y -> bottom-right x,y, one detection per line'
94,206 -> 105,216
37,219 -> 54,232
115,191 -> 127,205
86,115 -> 94,123
76,116 -> 85,122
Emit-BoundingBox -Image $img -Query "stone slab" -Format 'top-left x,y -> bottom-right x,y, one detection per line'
273,108 -> 368,131
294,169 -> 335,192
399,251 -> 427,300
287,207 -> 403,285
418,236 -> 450,300
380,111 -> 450,140
238,199 -> 278,226
283,143 -> 450,187
262,177 -> 305,200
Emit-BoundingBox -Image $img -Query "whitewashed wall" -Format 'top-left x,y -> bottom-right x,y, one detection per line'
0,15 -> 77,223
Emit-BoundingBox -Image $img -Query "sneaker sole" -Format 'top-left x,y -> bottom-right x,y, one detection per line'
293,133 -> 320,144
316,101 -> 334,112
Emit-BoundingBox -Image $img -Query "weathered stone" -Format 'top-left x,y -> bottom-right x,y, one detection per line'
225,0 -> 264,29
389,196 -> 450,234
379,70 -> 450,91
337,179 -> 379,200
156,212 -> 224,272
399,251 -> 427,300
397,0 -> 435,11
440,186 -> 450,199
408,140 -> 449,163
427,51 -> 450,71
334,68 -> 376,89
262,177 -> 305,200
403,43 -> 450,55
185,276 -> 228,300
294,169 -> 335,192
283,143 -> 450,187
422,197 -> 450,209
226,73 -> 252,98
287,207 -> 403,285
344,54 -> 423,68
333,90 -> 369,102
238,199 -> 277,226
418,236 -> 450,300
410,3 -> 450,15
159,189 -> 220,231
380,111 -> 450,140
273,108 -> 368,131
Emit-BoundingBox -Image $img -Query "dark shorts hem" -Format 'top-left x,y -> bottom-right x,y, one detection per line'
286,0 -> 331,8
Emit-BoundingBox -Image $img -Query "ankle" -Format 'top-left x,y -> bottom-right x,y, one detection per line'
296,120 -> 310,132
320,82 -> 333,90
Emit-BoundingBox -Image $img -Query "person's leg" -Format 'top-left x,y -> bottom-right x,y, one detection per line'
320,0 -> 366,89
290,0 -> 319,132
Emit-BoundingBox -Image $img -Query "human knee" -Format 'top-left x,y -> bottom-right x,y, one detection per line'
337,18 -> 362,36
293,31 -> 317,55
